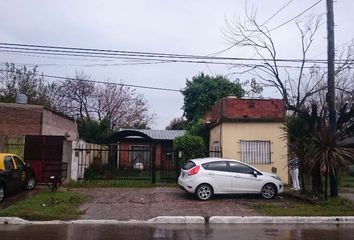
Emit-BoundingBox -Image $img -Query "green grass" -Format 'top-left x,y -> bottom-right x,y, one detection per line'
64,179 -> 178,188
253,197 -> 354,216
0,191 -> 87,221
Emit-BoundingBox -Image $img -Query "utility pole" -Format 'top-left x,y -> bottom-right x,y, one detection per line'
326,0 -> 337,197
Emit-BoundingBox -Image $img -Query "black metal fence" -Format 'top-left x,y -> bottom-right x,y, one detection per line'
75,144 -> 154,183
74,144 -> 222,184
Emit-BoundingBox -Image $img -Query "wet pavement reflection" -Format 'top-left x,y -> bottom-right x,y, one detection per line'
1,224 -> 354,240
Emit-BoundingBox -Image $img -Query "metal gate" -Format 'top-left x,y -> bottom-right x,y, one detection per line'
160,148 -> 179,182
24,135 -> 67,183
75,143 -> 154,183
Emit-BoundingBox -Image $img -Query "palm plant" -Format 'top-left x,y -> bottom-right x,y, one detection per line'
306,124 -> 354,200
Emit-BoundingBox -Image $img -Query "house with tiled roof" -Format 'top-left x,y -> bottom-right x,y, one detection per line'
205,97 -> 288,183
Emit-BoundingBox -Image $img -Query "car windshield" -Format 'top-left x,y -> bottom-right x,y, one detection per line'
182,161 -> 196,170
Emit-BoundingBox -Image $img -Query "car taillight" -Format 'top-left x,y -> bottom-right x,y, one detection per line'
188,165 -> 200,176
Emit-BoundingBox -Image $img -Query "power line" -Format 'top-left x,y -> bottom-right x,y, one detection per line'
0,69 -> 182,93
209,0 -> 295,56
0,43 -> 348,64
268,0 -> 323,32
209,0 -> 322,57
262,0 -> 295,25
0,58 -> 335,70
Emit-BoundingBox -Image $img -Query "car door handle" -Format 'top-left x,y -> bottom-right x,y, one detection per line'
208,173 -> 215,176
233,176 -> 240,178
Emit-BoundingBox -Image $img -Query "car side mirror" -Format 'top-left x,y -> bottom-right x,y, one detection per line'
253,171 -> 258,178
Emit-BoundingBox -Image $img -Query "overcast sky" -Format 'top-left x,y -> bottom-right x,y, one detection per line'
0,0 -> 353,129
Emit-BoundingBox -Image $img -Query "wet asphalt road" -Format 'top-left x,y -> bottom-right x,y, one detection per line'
1,224 -> 354,240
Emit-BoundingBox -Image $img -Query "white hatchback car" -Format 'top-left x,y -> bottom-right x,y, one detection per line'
178,157 -> 283,200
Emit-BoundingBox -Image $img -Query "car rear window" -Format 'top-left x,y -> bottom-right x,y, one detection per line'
182,161 -> 196,170
202,161 -> 227,171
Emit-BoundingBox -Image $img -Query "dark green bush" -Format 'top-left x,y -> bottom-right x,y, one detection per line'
173,134 -> 207,166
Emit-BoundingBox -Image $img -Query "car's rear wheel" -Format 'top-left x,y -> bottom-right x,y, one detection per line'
261,183 -> 277,199
196,184 -> 213,201
25,178 -> 36,190
0,186 -> 5,202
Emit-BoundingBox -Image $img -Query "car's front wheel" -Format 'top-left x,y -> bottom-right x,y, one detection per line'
0,185 -> 5,202
25,177 -> 36,190
195,184 -> 213,201
261,183 -> 277,199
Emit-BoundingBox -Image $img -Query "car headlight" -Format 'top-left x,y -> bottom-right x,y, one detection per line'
271,176 -> 282,181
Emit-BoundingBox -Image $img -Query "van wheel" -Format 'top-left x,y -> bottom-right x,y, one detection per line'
195,184 -> 213,201
0,186 -> 5,202
261,183 -> 277,199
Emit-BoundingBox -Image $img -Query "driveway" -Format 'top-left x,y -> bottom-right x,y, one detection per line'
72,187 -> 289,220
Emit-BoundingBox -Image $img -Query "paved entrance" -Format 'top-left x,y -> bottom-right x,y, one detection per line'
73,187 -> 275,220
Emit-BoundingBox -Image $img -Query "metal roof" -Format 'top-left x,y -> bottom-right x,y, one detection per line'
119,129 -> 186,140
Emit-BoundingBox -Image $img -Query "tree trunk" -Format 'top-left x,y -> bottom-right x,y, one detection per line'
300,163 -> 306,193
324,168 -> 328,200
312,162 -> 322,197
330,171 -> 338,197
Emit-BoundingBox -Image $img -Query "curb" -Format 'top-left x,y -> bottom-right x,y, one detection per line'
2,216 -> 354,225
148,216 -> 205,224
0,216 -> 205,225
209,216 -> 354,224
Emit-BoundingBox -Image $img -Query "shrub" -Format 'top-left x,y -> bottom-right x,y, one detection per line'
173,134 -> 207,166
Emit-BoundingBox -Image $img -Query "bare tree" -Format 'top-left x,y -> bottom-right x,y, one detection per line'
57,72 -> 155,131
56,72 -> 95,124
223,12 -> 354,113
94,83 -> 154,130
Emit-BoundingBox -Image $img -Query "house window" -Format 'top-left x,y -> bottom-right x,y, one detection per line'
240,140 -> 271,165
130,145 -> 150,169
210,141 -> 221,157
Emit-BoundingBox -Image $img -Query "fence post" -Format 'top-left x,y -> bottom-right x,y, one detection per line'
151,141 -> 156,184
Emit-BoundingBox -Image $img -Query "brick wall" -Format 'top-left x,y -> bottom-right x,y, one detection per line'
205,97 -> 285,124
0,103 -> 78,140
0,103 -> 42,136
42,109 -> 78,140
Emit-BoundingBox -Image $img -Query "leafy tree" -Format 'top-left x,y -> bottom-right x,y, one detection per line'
78,118 -> 110,144
0,63 -> 58,108
284,115 -> 312,194
182,73 -> 244,123
166,117 -> 188,130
